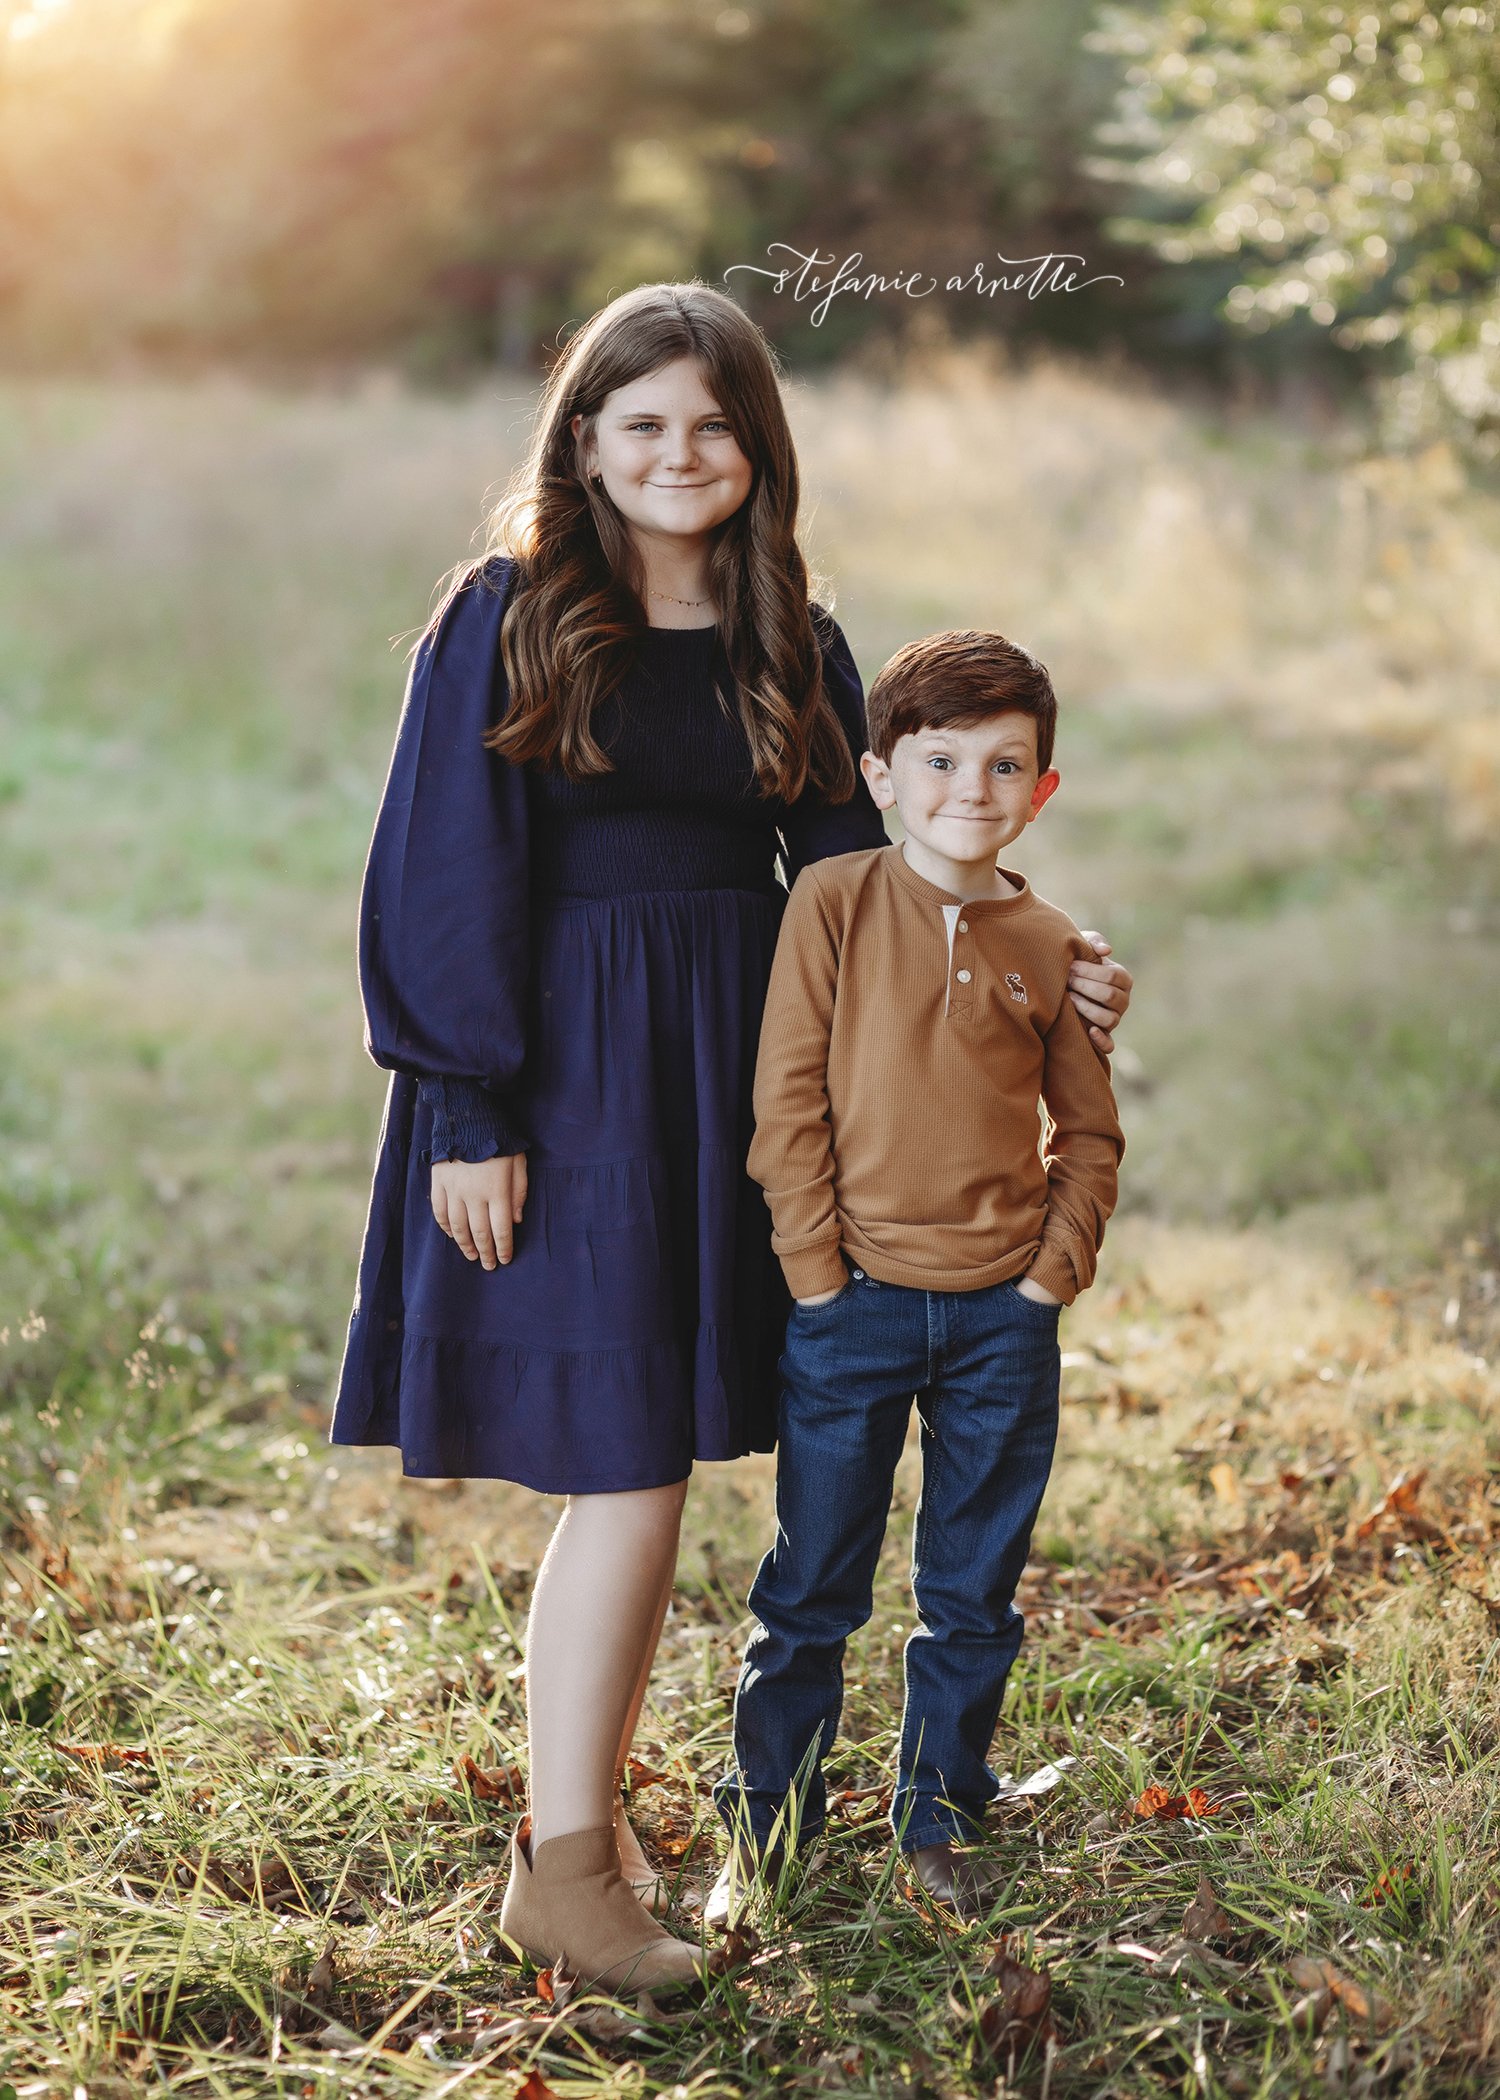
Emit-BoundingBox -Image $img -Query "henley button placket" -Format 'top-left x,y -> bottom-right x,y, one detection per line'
938,900 -> 975,1019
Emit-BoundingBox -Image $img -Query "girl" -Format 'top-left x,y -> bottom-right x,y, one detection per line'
330,282 -> 1132,1993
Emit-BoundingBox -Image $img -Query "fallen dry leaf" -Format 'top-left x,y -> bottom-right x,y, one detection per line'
1142,1937 -> 1244,1980
470,2012 -> 554,2052
192,1854 -> 302,1907
1286,1959 -> 1332,2030
813,2044 -> 866,2078
513,2071 -> 563,2100
1353,1468 -> 1427,1540
534,1955 -> 579,2011
969,1935 -> 1060,2056
1286,1955 -> 1392,2031
624,1755 -> 671,1793
313,2019 -> 363,2051
56,1743 -> 153,1767
650,1812 -> 706,1862
828,1783 -> 892,1819
1209,1462 -> 1242,1505
1362,1863 -> 1416,1908
1132,1784 -> 1222,1821
1283,1558 -> 1333,1611
305,1940 -> 337,2012
1181,1872 -> 1233,1942
453,1755 -> 525,1804
718,1921 -> 762,1969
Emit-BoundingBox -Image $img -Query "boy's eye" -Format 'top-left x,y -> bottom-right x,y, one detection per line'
925,755 -> 1020,774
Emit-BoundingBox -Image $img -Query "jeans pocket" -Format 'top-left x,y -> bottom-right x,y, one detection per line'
1008,1279 -> 1062,1317
792,1275 -> 853,1317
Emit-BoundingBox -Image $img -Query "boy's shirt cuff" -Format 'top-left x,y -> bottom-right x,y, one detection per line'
779,1241 -> 850,1300
1026,1245 -> 1083,1305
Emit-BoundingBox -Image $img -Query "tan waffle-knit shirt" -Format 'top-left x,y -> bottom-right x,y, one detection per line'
748,842 -> 1124,1302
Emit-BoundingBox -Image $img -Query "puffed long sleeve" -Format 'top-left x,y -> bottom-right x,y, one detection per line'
777,612 -> 889,885
358,557 -> 531,1163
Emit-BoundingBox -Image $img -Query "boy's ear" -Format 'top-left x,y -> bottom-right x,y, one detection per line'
1028,768 -> 1060,819
859,749 -> 895,809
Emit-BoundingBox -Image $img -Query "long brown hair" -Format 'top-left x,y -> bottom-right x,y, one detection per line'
433,281 -> 856,806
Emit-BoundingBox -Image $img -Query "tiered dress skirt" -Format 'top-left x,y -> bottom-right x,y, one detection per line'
330,883 -> 794,1491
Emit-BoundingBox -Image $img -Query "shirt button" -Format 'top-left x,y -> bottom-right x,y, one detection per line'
957,920 -> 968,932
956,968 -> 972,983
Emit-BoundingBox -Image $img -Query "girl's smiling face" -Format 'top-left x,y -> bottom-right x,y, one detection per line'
572,357 -> 754,548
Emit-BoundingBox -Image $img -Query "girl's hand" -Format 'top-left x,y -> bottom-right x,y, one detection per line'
1069,933 -> 1133,1055
431,1154 -> 528,1270
1014,1275 -> 1063,1307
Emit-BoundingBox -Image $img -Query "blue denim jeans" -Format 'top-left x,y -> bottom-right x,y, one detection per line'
714,1262 -> 1061,1856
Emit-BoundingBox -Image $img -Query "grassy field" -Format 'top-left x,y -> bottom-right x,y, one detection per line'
2,357 -> 1498,2096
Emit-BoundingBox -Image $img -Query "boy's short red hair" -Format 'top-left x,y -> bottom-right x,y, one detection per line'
864,629 -> 1057,772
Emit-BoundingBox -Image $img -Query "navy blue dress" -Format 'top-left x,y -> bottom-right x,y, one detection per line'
329,556 -> 887,1491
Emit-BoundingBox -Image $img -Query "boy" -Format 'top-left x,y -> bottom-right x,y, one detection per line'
710,628 -> 1124,1919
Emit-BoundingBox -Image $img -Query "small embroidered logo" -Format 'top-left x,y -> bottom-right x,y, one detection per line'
1005,972 -> 1028,1004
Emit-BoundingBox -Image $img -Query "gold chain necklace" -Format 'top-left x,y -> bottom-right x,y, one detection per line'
648,587 -> 713,609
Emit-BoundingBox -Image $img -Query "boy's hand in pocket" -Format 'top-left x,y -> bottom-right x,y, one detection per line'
797,1265 -> 848,1308
431,1155 -> 527,1270
1014,1274 -> 1062,1306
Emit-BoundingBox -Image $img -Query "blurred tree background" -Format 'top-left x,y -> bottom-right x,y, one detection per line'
0,0 -> 1494,442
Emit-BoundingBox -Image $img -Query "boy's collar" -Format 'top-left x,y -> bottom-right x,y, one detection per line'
885,841 -> 1034,913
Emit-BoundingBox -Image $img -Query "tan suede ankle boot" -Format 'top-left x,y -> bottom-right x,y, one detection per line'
499,1819 -> 706,1996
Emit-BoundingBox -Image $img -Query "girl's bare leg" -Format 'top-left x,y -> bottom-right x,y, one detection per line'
526,1478 -> 688,1851
613,1551 -> 678,1901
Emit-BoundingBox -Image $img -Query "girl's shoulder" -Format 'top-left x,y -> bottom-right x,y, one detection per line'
809,601 -> 857,670
425,553 -> 523,646
470,552 -> 524,604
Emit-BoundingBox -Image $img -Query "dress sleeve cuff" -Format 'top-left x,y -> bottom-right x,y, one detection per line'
418,1077 -> 529,1163
780,1241 -> 850,1299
